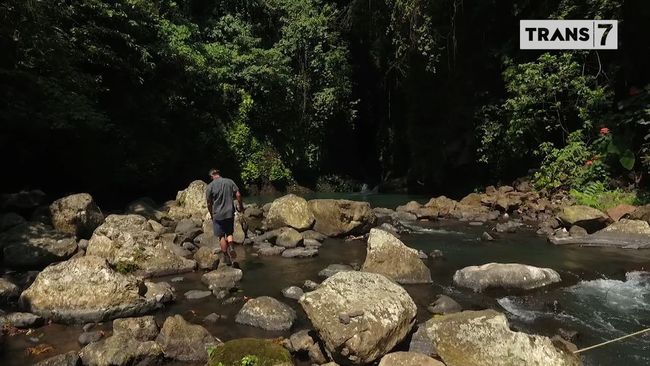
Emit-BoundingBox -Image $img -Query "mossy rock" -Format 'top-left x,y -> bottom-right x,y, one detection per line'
207,338 -> 293,366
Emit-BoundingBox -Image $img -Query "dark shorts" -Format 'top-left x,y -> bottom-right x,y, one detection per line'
213,217 -> 234,238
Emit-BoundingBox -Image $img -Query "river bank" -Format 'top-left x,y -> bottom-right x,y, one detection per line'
1,181 -> 649,366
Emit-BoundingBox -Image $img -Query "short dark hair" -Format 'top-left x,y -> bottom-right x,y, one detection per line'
209,168 -> 220,176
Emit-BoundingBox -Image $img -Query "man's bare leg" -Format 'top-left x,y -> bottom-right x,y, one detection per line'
219,236 -> 231,265
226,235 -> 237,259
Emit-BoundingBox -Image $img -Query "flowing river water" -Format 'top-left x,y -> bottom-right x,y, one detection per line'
2,193 -> 649,366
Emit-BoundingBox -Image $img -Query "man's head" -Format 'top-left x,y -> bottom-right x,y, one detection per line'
209,168 -> 221,180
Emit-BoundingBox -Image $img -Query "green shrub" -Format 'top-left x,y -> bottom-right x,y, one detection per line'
113,261 -> 139,274
570,181 -> 649,210
315,174 -> 360,192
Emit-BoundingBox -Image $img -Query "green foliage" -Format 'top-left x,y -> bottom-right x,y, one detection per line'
315,174 -> 360,192
113,261 -> 139,274
570,181 -> 648,211
532,131 -> 608,191
240,355 -> 259,366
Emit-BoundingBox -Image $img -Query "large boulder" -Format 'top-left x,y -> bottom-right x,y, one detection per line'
19,255 -> 163,323
156,314 -> 220,362
558,205 -> 609,232
361,229 -> 432,284
424,196 -> 458,216
86,214 -> 196,277
606,204 -> 637,222
549,218 -> 650,249
308,199 -> 377,237
112,316 -> 159,341
299,271 -> 417,364
80,333 -> 163,366
0,222 -> 77,267
34,351 -> 81,366
265,194 -> 315,230
202,266 -> 243,293
168,180 -> 208,220
0,277 -> 19,303
235,296 -> 296,331
49,193 -> 104,238
378,352 -> 445,366
600,218 -> 650,235
453,263 -> 561,292
207,338 -> 292,366
424,310 -> 581,366
275,227 -> 304,248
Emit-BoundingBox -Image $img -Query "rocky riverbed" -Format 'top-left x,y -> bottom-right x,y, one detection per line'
1,182 -> 649,366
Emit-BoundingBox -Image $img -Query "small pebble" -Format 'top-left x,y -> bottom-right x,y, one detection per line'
203,313 -> 221,323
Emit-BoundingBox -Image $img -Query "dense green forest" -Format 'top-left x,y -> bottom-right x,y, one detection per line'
1,0 -> 649,203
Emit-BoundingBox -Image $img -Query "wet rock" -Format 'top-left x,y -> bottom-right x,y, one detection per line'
202,267 -> 243,293
235,296 -> 296,331
303,280 -> 319,290
408,324 -> 435,357
193,246 -> 220,270
144,281 -> 175,303
318,264 -> 354,279
427,294 -> 462,314
0,222 -> 77,267
481,231 -> 495,241
550,219 -> 650,249
20,256 -> 162,323
207,338 -> 292,366
429,249 -> 443,259
282,286 -> 304,300
304,239 -> 322,248
282,247 -> 318,258
87,214 -> 196,277
286,329 -> 316,352
265,194 -> 315,230
454,263 -> 561,292
301,230 -> 327,241
258,245 -> 285,256
0,212 -> 26,231
607,204 -> 637,222
112,316 -> 159,341
309,199 -> 376,237
175,218 -> 201,238
495,221 -> 523,233
0,312 -> 43,328
185,290 -> 212,300
569,225 -> 588,237
275,227 -> 304,248
558,205 -> 609,233
424,310 -> 581,366
203,313 -> 221,323
34,351 -> 81,366
80,334 -> 163,366
156,314 -> 219,362
299,271 -> 417,365
417,250 -> 428,259
167,180 -> 208,220
361,229 -> 432,284
49,193 -> 104,239
78,331 -> 103,346
378,352 -> 445,366
181,241 -> 198,252
558,328 -> 579,342
233,214 -> 247,244
600,218 -> 650,235
0,277 -> 19,303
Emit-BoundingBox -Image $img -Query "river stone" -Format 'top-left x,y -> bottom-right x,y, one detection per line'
408,324 -> 436,357
304,238 -> 322,248
156,314 -> 219,362
185,290 -> 212,300
318,264 -> 354,278
427,294 -> 462,314
275,227 -> 304,248
112,316 -> 159,341
606,204 -> 637,222
207,338 -> 292,366
78,331 -> 103,346
299,271 -> 417,365
0,311 -> 44,328
0,222 -> 77,267
202,266 -> 243,292
265,194 -> 315,230
19,256 -> 161,323
258,245 -> 285,256
301,230 -> 327,241
309,199 -> 377,237
80,333 -> 163,366
304,280 -> 319,290
49,193 -> 104,239
34,351 -> 81,366
282,247 -> 318,258
361,229 -> 432,284
569,225 -> 588,237
453,263 -> 561,292
86,214 -> 196,277
378,352 -> 445,366
424,310 -> 581,366
194,246 -> 220,270
235,296 -> 296,331
599,218 -> 650,235
629,204 -> 650,222
167,180 -> 208,220
558,205 -> 609,232
0,212 -> 26,231
0,277 -> 19,303
282,286 -> 304,300
144,281 -> 175,303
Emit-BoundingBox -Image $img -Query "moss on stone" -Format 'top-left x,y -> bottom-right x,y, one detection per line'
207,338 -> 293,366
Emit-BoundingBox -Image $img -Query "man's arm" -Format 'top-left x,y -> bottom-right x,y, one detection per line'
206,187 -> 213,219
235,190 -> 243,212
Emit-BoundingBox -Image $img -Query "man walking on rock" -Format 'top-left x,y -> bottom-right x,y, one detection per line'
206,168 -> 243,265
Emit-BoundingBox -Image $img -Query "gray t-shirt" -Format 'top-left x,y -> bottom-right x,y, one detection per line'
205,177 -> 239,220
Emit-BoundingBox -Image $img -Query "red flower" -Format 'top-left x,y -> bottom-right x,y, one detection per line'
586,160 -> 593,166
599,127 -> 610,135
